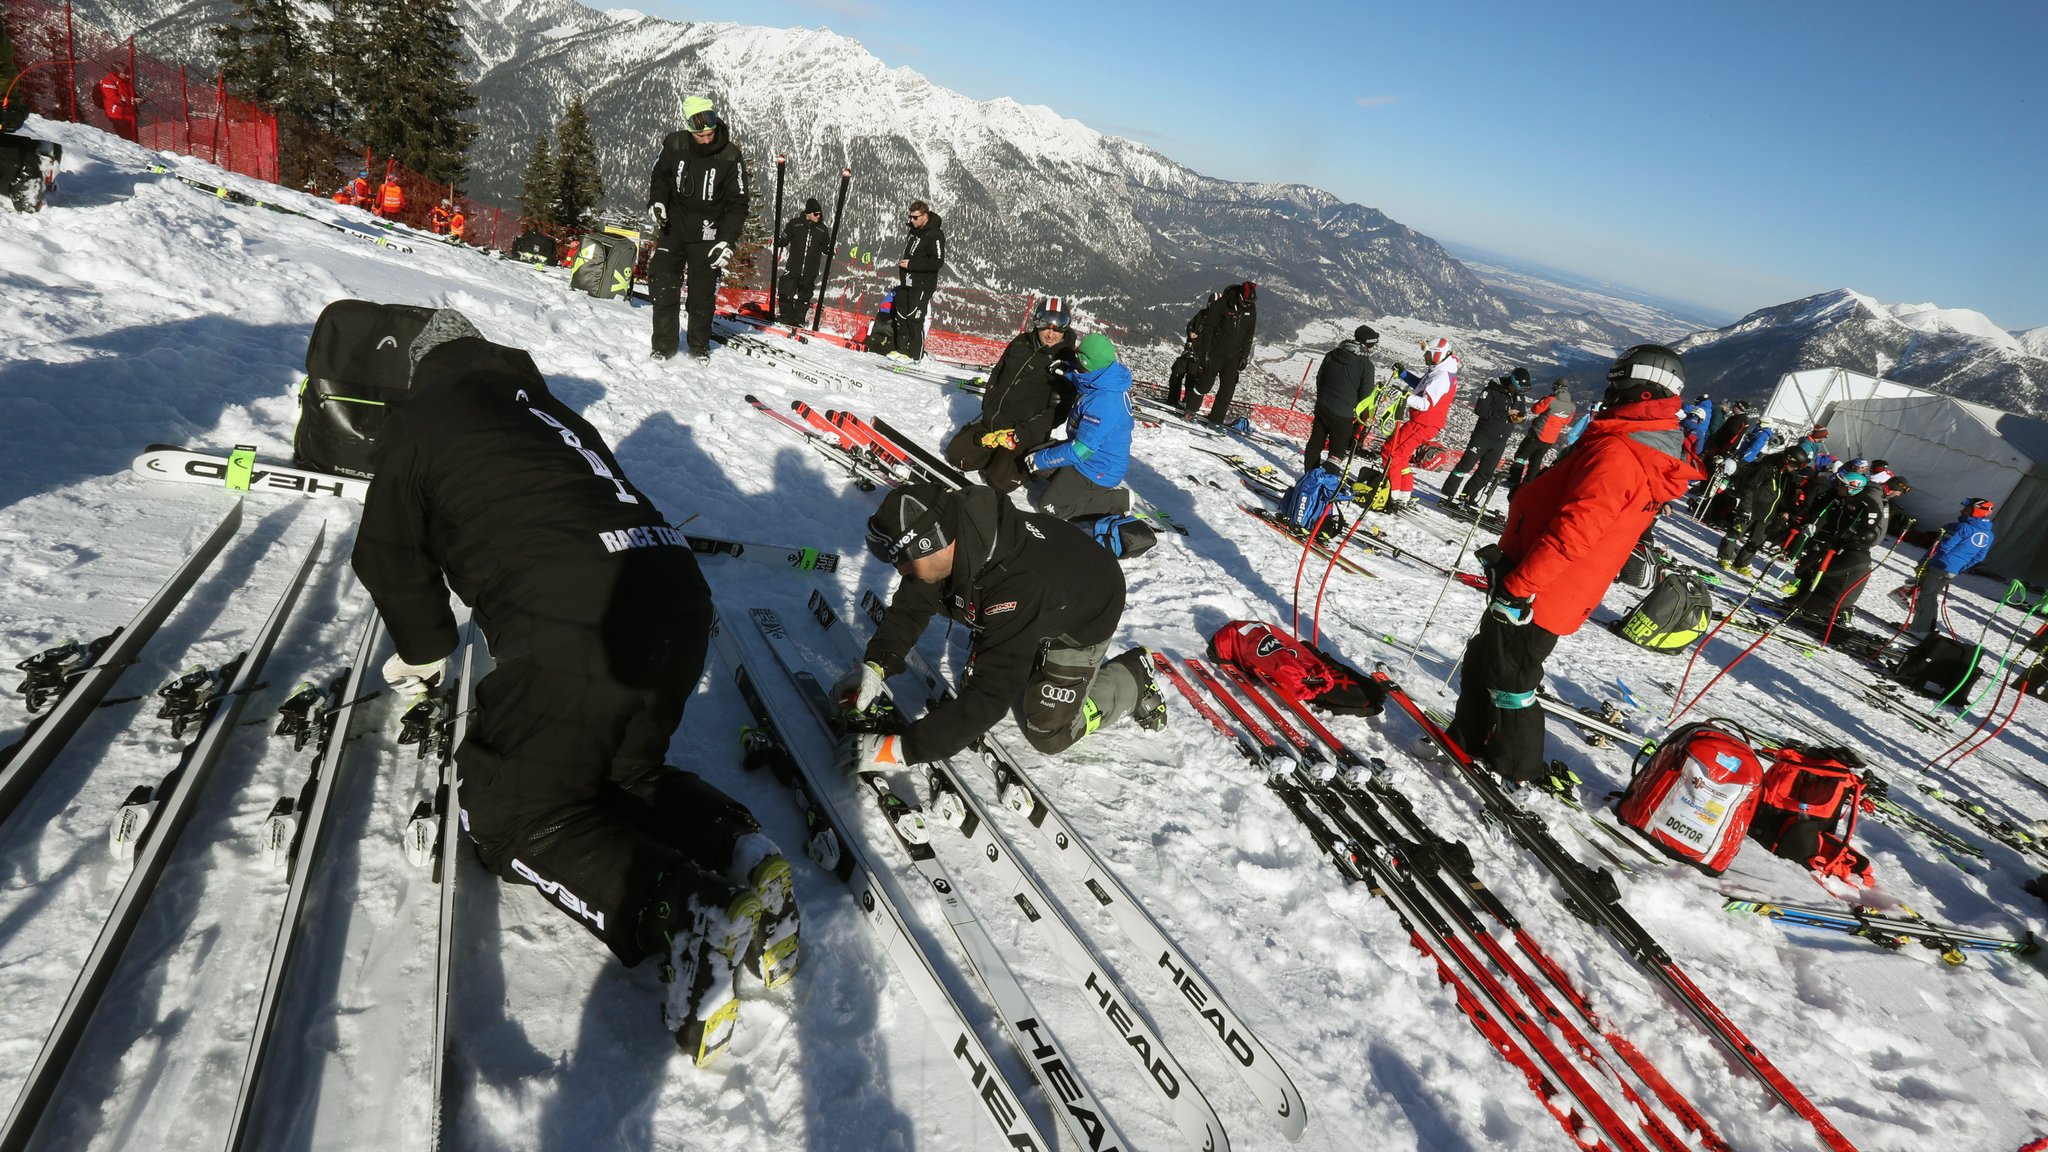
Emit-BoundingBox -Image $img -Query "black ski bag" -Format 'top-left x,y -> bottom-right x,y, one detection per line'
291,299 -> 437,480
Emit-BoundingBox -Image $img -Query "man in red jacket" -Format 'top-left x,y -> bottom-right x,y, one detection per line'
1446,345 -> 1701,788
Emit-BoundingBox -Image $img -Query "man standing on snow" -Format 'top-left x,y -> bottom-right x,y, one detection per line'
777,197 -> 829,324
832,482 -> 1166,767
944,297 -> 1076,493
1303,325 -> 1377,473
1166,297 -> 1216,411
1717,450 -> 1805,575
1440,367 -> 1527,507
1185,282 -> 1257,423
645,96 -> 749,361
1027,332 -> 1135,519
353,311 -> 796,1067
1376,337 -> 1459,511
1447,344 -> 1700,790
1902,499 -> 1997,639
1505,379 -> 1577,487
890,199 -> 946,360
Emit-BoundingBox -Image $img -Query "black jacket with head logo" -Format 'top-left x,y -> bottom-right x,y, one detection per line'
864,487 -> 1124,761
646,122 -> 748,246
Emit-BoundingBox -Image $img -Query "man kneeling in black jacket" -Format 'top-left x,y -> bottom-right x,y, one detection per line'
832,483 -> 1167,771
352,310 -> 793,1066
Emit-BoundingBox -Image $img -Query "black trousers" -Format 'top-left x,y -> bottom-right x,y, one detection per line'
648,240 -> 722,356
1796,549 -> 1874,626
892,284 -> 934,359
1036,467 -> 1130,520
1441,429 -> 1510,503
1166,354 -> 1202,408
1192,362 -> 1243,420
458,624 -> 754,967
1504,431 -> 1554,487
1303,410 -> 1359,473
776,279 -> 816,326
945,421 -> 1035,493
1448,613 -> 1561,784
1907,567 -> 1953,636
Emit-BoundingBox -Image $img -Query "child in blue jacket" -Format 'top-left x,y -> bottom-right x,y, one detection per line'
1027,332 -> 1134,519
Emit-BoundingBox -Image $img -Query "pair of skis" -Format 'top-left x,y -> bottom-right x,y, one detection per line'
2,523 -> 329,1152
1158,653 -> 1727,1152
1375,669 -> 1862,1152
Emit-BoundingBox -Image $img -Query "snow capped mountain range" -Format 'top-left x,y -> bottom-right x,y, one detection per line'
1674,288 -> 2048,416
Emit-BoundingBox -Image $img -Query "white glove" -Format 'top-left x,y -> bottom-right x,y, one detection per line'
1720,458 -> 1737,476
382,650 -> 446,693
644,202 -> 666,233
830,661 -> 888,718
708,241 -> 733,271
836,731 -> 906,778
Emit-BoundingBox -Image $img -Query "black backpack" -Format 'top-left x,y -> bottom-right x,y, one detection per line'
291,300 -> 437,480
1613,572 -> 1713,652
0,133 -> 62,213
511,231 -> 559,265
570,232 -> 638,299
1893,635 -> 1983,701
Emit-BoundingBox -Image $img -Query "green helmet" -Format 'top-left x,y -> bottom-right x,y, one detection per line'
1076,332 -> 1116,372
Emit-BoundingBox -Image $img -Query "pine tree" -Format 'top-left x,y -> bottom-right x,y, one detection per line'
517,132 -> 556,225
212,0 -> 342,186
550,95 -> 603,231
329,0 -> 476,185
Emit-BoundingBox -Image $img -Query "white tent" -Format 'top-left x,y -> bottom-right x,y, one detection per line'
1762,367 -> 1932,430
1822,393 -> 2048,585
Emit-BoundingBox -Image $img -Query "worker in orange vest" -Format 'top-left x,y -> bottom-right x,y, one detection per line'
449,207 -> 467,243
376,175 -> 406,220
429,198 -> 454,234
333,169 -> 372,207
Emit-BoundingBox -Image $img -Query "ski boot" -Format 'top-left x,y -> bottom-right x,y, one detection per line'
1532,760 -> 1583,806
731,833 -> 802,991
643,876 -> 763,1067
1111,646 -> 1169,732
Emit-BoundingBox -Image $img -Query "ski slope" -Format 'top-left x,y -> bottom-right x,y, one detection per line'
2,118 -> 2045,1151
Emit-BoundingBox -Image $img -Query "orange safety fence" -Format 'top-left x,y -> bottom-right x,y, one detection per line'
3,0 -> 279,182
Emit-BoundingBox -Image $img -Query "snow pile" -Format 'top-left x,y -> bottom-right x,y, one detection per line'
3,119 -> 2046,1152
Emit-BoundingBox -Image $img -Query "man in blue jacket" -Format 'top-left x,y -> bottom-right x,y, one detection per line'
1028,332 -> 1133,519
1904,499 -> 1997,638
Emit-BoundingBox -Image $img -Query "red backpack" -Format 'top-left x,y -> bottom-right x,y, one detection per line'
1747,744 -> 1875,887
1208,621 -> 1383,716
1615,721 -> 1763,874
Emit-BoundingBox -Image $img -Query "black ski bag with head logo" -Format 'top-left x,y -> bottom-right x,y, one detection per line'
292,299 -> 437,479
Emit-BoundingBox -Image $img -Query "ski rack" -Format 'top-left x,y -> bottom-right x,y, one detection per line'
704,610 -> 1057,1151
226,610 -> 386,1149
742,607 -> 1147,1152
0,499 -> 243,830
803,589 -> 1307,1140
1375,667 -> 1861,1152
0,522 -> 325,1152
428,623 -> 482,1150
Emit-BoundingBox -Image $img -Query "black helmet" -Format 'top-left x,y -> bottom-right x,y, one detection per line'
1511,366 -> 1530,386
1604,344 -> 1684,406
866,483 -> 955,565
1031,296 -> 1071,331
1353,324 -> 1379,349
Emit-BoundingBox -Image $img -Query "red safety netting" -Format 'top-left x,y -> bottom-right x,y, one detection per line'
2,0 -> 279,182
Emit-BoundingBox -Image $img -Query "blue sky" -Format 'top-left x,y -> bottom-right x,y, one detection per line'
649,0 -> 2047,330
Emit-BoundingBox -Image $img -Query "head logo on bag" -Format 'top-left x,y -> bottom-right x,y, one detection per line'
292,299 -> 439,480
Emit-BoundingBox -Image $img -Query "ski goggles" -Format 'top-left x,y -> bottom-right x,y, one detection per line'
687,109 -> 722,133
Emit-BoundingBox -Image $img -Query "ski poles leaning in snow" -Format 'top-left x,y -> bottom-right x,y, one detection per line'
1934,580 -> 2030,713
1670,550 -> 1834,726
1404,486 -> 1492,658
1941,590 -> 2047,721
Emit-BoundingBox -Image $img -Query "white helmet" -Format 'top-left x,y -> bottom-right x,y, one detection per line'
1421,337 -> 1452,367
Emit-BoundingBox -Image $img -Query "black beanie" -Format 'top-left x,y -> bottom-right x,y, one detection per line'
803,197 -> 823,214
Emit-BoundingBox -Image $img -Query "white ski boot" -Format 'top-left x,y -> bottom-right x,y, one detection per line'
648,882 -> 763,1067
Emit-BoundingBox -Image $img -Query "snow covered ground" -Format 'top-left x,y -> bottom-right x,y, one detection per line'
3,118 -> 2046,1151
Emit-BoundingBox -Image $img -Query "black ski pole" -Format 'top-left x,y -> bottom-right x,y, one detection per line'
810,167 -> 852,332
768,154 -> 786,322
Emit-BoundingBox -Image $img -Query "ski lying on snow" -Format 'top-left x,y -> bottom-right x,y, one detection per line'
0,499 -> 244,831
0,524 -> 327,1152
1178,657 -> 1680,1151
744,606 -> 1155,1152
1720,894 -> 2037,963
132,444 -> 370,501
225,611 -> 386,1149
1236,505 -> 1375,577
743,395 -> 899,491
809,590 -> 1304,1140
424,626 -> 482,1148
1377,667 -> 1861,1152
678,530 -> 840,573
704,610 -> 1058,1151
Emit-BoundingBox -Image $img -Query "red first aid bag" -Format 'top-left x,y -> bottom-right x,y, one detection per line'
1208,621 -> 1382,716
1616,721 -> 1763,874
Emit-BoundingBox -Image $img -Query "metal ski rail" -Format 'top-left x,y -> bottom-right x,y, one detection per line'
428,626 -> 482,1150
1,523 -> 325,1152
226,610 -> 386,1150
704,610 -> 1056,1151
0,499 -> 244,830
